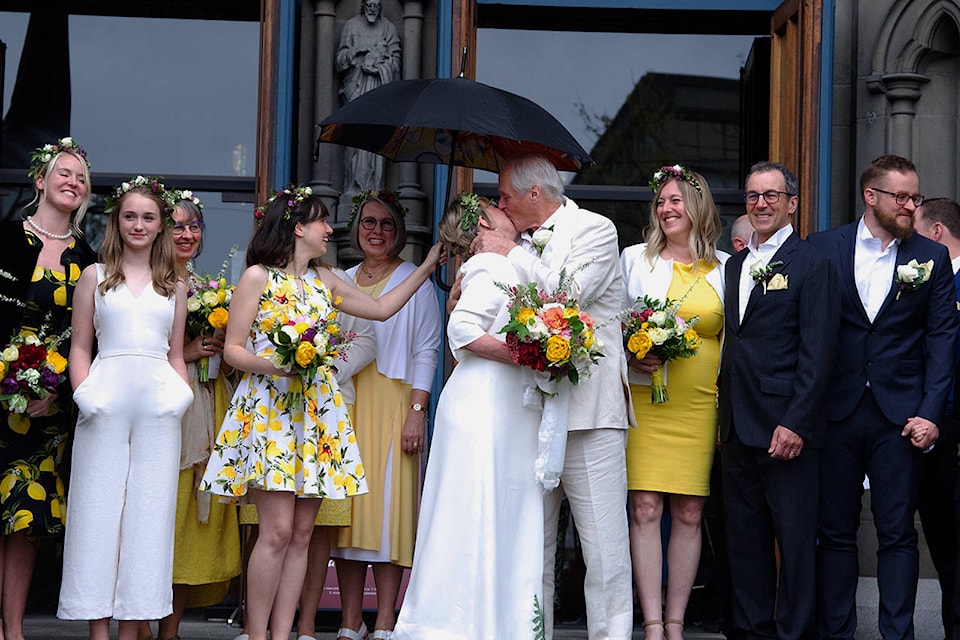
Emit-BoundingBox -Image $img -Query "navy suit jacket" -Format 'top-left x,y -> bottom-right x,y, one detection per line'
807,222 -> 958,427
718,231 -> 840,448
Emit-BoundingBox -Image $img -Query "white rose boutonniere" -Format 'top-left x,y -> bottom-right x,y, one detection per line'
532,225 -> 554,256
895,258 -> 934,300
748,260 -> 784,295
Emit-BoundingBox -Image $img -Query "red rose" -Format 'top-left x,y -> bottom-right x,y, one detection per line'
18,344 -> 47,369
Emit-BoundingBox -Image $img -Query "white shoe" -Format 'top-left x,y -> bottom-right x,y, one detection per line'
336,622 -> 368,640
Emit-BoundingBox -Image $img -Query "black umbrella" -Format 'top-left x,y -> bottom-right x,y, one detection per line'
315,77 -> 593,176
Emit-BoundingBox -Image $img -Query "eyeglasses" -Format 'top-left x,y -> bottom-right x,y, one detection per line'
171,221 -> 205,236
359,217 -> 396,232
869,187 -> 924,208
744,190 -> 795,205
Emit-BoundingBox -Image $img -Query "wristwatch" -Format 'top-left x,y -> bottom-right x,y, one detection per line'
410,403 -> 425,412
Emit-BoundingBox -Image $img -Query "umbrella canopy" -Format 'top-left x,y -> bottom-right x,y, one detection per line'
316,76 -> 593,173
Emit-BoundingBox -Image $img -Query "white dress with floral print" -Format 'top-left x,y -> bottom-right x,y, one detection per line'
200,267 -> 367,499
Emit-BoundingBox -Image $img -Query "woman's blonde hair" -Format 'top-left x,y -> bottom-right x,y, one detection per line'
98,187 -> 179,297
643,170 -> 721,266
438,195 -> 494,258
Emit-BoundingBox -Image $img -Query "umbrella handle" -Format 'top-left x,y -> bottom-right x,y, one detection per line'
434,262 -> 451,293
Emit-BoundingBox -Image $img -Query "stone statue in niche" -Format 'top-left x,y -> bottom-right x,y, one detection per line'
336,0 -> 401,194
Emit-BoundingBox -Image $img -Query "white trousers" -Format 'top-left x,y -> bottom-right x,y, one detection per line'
58,354 -> 190,620
543,428 -> 632,640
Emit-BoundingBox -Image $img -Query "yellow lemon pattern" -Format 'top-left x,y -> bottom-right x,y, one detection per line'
201,268 -> 366,499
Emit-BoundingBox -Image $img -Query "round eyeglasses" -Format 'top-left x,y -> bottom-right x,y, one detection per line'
359,217 -> 396,232
171,221 -> 205,236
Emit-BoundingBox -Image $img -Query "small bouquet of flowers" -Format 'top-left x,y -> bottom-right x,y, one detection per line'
498,268 -> 604,490
498,280 -> 604,386
186,248 -> 237,381
261,301 -> 356,406
622,295 -> 701,404
0,320 -> 69,415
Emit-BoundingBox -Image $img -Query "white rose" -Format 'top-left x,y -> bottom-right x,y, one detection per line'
121,182 -> 131,192
312,332 -> 329,351
269,351 -> 289,371
17,368 -> 40,385
201,290 -> 220,306
897,264 -> 919,283
186,297 -> 202,313
42,144 -> 54,152
182,190 -> 193,200
648,327 -> 671,345
41,154 -> 52,163
304,186 -> 313,195
22,334 -> 41,347
2,346 -> 19,362
8,395 -> 27,414
532,227 -> 553,247
649,310 -> 667,326
280,325 -> 300,343
61,137 -> 73,146
527,316 -> 549,340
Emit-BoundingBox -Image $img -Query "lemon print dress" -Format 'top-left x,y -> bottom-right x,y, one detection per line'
0,232 -> 92,538
201,267 -> 367,500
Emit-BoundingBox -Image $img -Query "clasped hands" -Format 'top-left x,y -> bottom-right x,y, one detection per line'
902,416 -> 939,450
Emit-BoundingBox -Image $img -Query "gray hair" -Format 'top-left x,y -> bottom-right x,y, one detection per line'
503,154 -> 564,203
746,161 -> 798,196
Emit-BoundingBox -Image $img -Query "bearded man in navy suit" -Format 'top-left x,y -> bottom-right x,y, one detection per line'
719,161 -> 839,640
808,155 -> 958,640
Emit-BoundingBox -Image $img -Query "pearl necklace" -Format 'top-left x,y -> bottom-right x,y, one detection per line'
26,216 -> 72,240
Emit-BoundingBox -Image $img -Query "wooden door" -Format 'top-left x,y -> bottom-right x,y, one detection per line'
769,0 -> 823,237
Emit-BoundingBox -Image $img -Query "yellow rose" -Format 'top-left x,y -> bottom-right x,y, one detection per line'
582,330 -> 595,349
627,331 -> 653,359
47,351 -> 67,374
208,307 -> 229,330
0,362 -> 5,379
517,307 -> 536,324
326,323 -> 339,335
217,289 -> 227,304
295,341 -> 317,367
545,335 -> 571,363
684,328 -> 699,344
563,307 -> 579,319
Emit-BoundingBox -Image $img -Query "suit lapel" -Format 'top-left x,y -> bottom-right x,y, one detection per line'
741,232 -> 798,326
838,224 -> 872,324
727,251 -> 745,332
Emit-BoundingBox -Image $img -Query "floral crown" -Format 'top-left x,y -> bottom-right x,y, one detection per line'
457,193 -> 483,234
28,137 -> 90,180
105,175 -> 177,214
349,189 -> 408,229
171,189 -> 203,210
254,184 -> 313,226
648,164 -> 702,196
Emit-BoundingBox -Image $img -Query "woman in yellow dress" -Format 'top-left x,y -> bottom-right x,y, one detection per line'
619,165 -> 727,640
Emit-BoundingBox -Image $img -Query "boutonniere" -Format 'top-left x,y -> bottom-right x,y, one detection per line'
532,225 -> 554,256
749,260 -> 784,295
895,258 -> 934,300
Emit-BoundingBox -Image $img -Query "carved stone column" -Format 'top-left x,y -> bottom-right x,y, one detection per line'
398,0 -> 429,256
879,72 -> 929,156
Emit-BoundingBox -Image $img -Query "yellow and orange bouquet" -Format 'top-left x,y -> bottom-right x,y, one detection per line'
261,298 -> 356,405
498,278 -> 604,386
186,248 -> 236,381
622,295 -> 701,403
0,320 -> 69,415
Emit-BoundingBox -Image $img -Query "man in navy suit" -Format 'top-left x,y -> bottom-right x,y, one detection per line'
914,198 -> 960,640
808,155 -> 958,640
719,161 -> 839,640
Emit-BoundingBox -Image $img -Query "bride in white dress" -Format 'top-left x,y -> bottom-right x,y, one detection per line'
393,195 -> 544,640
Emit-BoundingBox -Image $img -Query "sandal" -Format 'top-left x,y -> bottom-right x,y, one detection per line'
337,622 -> 369,640
370,631 -> 394,640
643,620 -> 664,636
665,619 -> 684,639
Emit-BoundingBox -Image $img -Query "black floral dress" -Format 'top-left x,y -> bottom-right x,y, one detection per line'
0,228 -> 94,537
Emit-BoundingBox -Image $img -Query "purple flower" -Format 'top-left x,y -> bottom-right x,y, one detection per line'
302,328 -> 318,343
1,377 -> 19,395
41,368 -> 60,390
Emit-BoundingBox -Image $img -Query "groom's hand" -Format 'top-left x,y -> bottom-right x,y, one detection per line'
903,416 -> 939,450
470,226 -> 516,256
768,425 -> 803,460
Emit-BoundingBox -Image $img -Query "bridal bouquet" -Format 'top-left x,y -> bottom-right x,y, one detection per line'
498,278 -> 604,385
261,303 -> 356,405
623,295 -> 701,404
186,248 -> 236,381
0,320 -> 69,415
498,269 -> 604,490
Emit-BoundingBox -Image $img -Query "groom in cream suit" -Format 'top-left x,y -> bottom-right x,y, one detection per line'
473,153 -> 633,640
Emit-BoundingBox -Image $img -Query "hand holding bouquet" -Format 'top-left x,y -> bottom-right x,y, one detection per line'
622,295 -> 701,403
261,300 -> 356,406
186,248 -> 236,381
0,320 -> 69,415
498,279 -> 604,386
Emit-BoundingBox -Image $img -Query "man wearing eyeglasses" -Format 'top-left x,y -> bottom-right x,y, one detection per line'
718,161 -> 839,640
807,154 -> 958,640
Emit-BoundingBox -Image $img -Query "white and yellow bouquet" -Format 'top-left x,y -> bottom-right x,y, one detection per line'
186,248 -> 237,381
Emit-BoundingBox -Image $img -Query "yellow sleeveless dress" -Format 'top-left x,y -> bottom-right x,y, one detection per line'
626,260 -> 723,496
